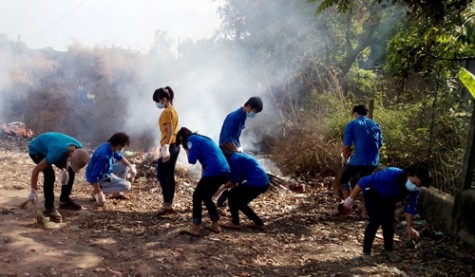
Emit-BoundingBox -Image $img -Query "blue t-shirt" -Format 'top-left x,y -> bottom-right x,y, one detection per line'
358,167 -> 420,214
229,152 -> 269,188
28,132 -> 83,166
187,135 -> 230,177
344,116 -> 383,166
86,142 -> 123,183
219,107 -> 246,147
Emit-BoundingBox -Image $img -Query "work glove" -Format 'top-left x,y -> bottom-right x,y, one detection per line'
28,189 -> 38,202
160,144 -> 170,162
61,169 -> 69,186
237,146 -> 244,153
128,164 -> 137,182
343,196 -> 354,209
94,191 -> 106,207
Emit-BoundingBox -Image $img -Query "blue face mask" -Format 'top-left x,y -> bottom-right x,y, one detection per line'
246,111 -> 256,118
156,102 -> 164,109
405,179 -> 419,192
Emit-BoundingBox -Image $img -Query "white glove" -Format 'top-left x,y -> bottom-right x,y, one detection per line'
94,191 -> 106,207
128,165 -> 137,182
61,170 -> 69,186
28,189 -> 38,202
237,146 -> 244,153
160,144 -> 170,162
343,196 -> 354,209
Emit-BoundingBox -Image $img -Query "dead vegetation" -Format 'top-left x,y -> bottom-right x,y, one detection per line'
0,137 -> 474,276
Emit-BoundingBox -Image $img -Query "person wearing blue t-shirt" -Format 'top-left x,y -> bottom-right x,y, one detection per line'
216,97 -> 263,207
215,152 -> 270,229
340,104 -> 383,217
342,166 -> 430,264
28,132 -> 89,222
86,132 -> 136,207
176,127 -> 231,236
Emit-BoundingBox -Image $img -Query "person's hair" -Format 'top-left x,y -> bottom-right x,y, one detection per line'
176,127 -> 194,150
153,86 -> 175,105
352,104 -> 368,116
245,96 -> 263,112
108,132 -> 130,147
397,166 -> 431,187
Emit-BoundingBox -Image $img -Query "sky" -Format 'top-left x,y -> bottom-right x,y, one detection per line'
0,0 -> 223,53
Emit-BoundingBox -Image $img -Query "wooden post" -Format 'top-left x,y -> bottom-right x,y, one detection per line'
368,99 -> 374,119
461,102 -> 475,190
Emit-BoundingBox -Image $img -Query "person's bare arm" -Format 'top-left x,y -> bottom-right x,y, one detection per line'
31,159 -> 49,190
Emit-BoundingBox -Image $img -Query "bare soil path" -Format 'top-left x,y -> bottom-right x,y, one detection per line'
0,138 -> 473,277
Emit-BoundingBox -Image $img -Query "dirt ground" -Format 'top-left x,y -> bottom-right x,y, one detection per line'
0,137 -> 474,277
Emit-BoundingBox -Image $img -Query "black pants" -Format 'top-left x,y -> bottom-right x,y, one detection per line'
340,164 -> 376,189
192,174 -> 230,225
29,154 -> 75,209
362,189 -> 396,254
228,183 -> 268,226
156,143 -> 180,204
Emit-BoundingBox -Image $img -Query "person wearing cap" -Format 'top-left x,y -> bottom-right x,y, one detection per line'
214,151 -> 270,229
28,132 -> 90,223
85,132 -> 136,207
342,166 -> 430,264
216,96 -> 263,207
339,104 -> 383,218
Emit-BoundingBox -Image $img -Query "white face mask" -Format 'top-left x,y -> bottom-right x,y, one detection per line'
156,102 -> 164,109
246,111 -> 256,118
405,179 -> 419,192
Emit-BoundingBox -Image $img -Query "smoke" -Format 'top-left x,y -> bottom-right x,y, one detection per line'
0,0 -> 404,156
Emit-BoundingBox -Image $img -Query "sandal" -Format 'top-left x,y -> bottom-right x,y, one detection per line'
179,227 -> 201,237
155,208 -> 175,217
360,254 -> 377,266
206,224 -> 222,234
382,250 -> 402,263
219,222 -> 241,229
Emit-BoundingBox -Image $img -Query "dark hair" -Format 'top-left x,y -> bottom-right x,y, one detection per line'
176,127 -> 194,150
406,166 -> 431,186
108,132 -> 130,147
153,86 -> 175,104
397,166 -> 431,187
245,97 -> 263,112
352,104 -> 368,116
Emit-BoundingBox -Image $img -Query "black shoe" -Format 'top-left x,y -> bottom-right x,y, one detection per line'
59,200 -> 82,210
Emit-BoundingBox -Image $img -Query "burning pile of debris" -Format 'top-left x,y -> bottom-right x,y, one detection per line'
0,122 -> 35,140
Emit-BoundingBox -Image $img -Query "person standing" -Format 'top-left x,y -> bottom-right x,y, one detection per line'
176,127 -> 230,235
153,86 -> 180,216
342,166 -> 430,264
28,132 -> 89,222
340,104 -> 383,217
86,132 -> 136,206
215,152 -> 270,229
217,96 -> 263,206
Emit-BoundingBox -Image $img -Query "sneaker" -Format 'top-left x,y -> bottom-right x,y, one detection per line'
44,208 -> 63,223
360,254 -> 377,266
382,250 -> 402,263
59,200 -> 82,210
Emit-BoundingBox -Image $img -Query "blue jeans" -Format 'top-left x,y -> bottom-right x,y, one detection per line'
156,144 -> 180,205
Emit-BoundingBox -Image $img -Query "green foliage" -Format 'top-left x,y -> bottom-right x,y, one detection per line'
459,67 -> 475,98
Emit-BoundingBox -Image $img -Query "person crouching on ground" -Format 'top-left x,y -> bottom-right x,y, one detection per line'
86,132 -> 137,206
176,127 -> 231,236
28,132 -> 89,223
342,166 -> 430,264
214,151 -> 270,229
